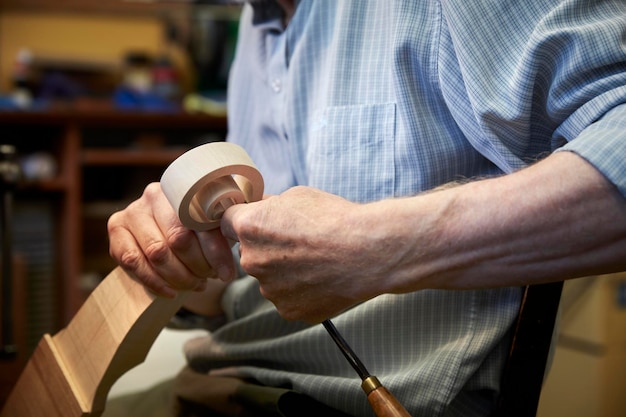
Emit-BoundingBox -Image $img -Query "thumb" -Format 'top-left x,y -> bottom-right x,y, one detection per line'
220,203 -> 246,242
221,194 -> 273,242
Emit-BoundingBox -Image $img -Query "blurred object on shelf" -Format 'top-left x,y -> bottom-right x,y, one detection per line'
152,55 -> 179,100
0,50 -> 121,111
11,48 -> 34,109
113,50 -> 183,112
38,72 -> 85,100
113,85 -> 179,112
12,201 -> 58,353
121,51 -> 152,94
0,5 -> 242,113
0,144 -> 21,360
187,6 -> 238,92
0,95 -> 36,111
31,54 -> 119,100
152,18 -> 182,101
19,152 -> 58,183
183,91 -> 226,117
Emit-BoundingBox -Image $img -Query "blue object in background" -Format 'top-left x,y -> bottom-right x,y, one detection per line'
113,86 -> 179,112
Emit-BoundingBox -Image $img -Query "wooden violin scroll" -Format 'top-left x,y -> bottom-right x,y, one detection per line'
1,142 -> 264,417
160,142 -> 264,231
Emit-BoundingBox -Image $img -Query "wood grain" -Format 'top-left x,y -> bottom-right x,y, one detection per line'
1,267 -> 186,417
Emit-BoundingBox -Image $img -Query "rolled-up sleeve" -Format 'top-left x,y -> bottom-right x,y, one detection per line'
557,103 -> 626,197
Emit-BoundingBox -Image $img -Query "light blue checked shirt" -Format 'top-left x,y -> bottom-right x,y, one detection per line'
184,1 -> 626,416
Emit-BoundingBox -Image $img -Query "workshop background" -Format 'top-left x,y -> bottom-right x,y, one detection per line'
0,2 -> 624,416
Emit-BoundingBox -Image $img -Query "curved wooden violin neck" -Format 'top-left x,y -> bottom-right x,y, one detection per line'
1,267 -> 186,417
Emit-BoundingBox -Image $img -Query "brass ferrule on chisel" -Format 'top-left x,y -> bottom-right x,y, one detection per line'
361,375 -> 383,395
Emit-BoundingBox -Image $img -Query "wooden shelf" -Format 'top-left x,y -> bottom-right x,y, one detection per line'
0,107 -> 227,129
82,148 -> 187,166
0,0 -> 193,16
18,178 -> 67,192
0,106 -> 227,329
0,1 -> 241,20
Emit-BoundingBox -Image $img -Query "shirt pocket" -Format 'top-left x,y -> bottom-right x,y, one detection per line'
306,103 -> 396,203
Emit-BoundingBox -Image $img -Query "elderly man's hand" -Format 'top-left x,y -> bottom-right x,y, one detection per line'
221,186 -> 393,323
107,182 -> 236,299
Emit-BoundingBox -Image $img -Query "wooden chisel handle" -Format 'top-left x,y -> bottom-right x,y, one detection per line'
362,376 -> 412,417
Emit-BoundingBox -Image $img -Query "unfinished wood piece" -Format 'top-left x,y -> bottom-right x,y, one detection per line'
161,142 -> 264,231
1,142 -> 264,417
1,267 -> 185,417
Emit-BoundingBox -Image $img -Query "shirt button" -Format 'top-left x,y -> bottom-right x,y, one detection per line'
271,78 -> 282,93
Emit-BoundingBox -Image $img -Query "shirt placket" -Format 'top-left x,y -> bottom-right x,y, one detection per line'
266,29 -> 289,142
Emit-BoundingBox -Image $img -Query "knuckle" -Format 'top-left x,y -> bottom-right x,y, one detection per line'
117,249 -> 142,271
144,240 -> 170,266
107,212 -> 121,230
142,182 -> 162,200
107,211 -> 131,237
165,226 -> 195,251
232,210 -> 259,240
238,255 -> 259,276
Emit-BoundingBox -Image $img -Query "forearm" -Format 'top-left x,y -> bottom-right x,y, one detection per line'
221,151 -> 626,322
374,151 -> 626,294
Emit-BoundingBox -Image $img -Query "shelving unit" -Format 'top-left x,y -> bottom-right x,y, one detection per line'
0,0 -> 194,16
0,107 -> 227,345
